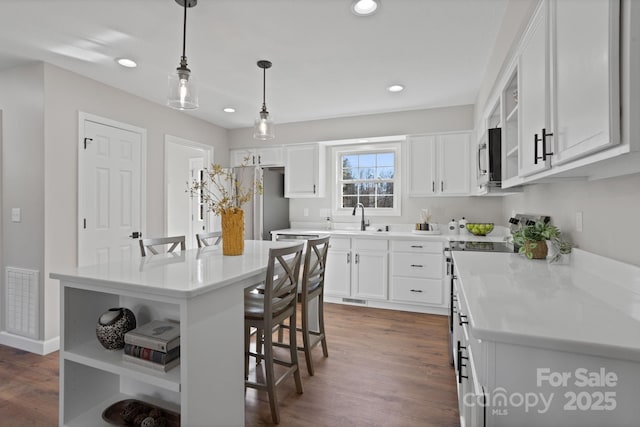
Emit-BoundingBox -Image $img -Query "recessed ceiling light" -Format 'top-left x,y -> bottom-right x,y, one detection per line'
116,58 -> 137,68
351,0 -> 380,16
223,107 -> 236,113
388,84 -> 404,93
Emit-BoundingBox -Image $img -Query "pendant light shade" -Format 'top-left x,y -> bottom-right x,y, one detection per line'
168,0 -> 198,110
253,60 -> 275,140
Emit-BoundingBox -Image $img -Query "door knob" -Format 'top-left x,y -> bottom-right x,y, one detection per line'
128,232 -> 142,239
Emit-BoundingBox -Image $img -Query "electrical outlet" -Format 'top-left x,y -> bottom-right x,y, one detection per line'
303,208 -> 309,217
576,211 -> 583,232
11,208 -> 21,223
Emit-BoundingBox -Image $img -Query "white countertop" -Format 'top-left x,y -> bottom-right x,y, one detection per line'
50,240 -> 299,299
453,249 -> 640,362
271,227 -> 509,243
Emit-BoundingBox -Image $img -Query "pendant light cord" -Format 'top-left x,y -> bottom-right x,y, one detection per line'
181,0 -> 188,64
262,67 -> 267,111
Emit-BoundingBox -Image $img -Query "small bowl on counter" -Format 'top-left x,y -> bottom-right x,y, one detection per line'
466,223 -> 494,236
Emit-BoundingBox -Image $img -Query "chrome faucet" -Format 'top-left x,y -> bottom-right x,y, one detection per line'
352,202 -> 367,231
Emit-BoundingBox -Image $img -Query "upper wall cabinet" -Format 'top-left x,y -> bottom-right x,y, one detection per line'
230,146 -> 283,167
518,2 -> 551,177
514,0 -> 620,179
551,0 -> 620,164
407,132 -> 470,197
284,143 -> 326,198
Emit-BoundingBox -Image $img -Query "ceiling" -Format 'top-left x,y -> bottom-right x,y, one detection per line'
0,0 -> 509,129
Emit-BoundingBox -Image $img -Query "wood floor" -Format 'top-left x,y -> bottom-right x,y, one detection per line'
0,303 -> 459,426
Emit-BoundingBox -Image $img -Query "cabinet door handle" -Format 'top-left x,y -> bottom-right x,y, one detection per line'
458,312 -> 468,326
252,155 -> 256,165
258,155 -> 262,164
457,341 -> 468,383
534,133 -> 542,164
355,253 -> 359,264
441,181 -> 444,192
432,181 -> 435,192
410,264 -> 424,268
410,245 -> 423,248
410,289 -> 423,293
347,253 -> 351,264
477,142 -> 487,176
542,128 -> 554,161
313,184 -> 316,194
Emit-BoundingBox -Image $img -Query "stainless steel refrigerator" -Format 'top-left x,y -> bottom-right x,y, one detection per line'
233,166 -> 290,240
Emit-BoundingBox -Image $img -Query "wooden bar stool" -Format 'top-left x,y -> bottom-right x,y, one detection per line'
195,231 -> 222,247
244,243 -> 305,424
138,236 -> 185,256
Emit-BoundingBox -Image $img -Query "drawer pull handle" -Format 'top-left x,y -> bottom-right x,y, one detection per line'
410,289 -> 423,293
410,245 -> 423,248
410,264 -> 424,268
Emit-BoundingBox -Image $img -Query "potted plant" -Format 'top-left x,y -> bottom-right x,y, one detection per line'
512,222 -> 560,259
549,238 -> 573,264
188,158 -> 262,255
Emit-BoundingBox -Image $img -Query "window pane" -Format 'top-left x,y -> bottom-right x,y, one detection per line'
359,196 -> 375,207
377,196 -> 394,207
342,196 -> 358,208
377,152 -> 394,167
358,167 -> 375,180
343,155 -> 358,168
358,153 -> 376,168
377,182 -> 394,195
342,183 -> 357,195
359,182 -> 376,195
377,166 -> 394,179
342,167 -> 356,180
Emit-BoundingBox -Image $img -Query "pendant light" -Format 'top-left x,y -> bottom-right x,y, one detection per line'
253,60 -> 275,140
167,0 -> 198,110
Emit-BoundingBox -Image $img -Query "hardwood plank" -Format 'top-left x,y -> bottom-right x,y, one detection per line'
0,303 -> 459,426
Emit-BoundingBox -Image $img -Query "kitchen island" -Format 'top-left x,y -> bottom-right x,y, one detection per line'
452,248 -> 640,426
50,240 -> 297,427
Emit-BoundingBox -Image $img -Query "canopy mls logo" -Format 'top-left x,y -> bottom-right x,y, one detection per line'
462,367 -> 619,416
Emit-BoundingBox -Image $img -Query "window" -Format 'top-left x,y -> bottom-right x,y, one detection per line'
333,143 -> 401,216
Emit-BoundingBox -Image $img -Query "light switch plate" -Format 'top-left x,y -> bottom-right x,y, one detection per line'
576,211 -> 583,232
11,208 -> 21,222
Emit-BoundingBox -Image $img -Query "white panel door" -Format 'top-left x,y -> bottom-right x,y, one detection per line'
79,119 -> 143,266
189,157 -> 205,249
518,2 -> 552,177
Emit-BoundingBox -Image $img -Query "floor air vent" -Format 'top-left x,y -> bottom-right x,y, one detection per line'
342,298 -> 367,305
5,267 -> 39,339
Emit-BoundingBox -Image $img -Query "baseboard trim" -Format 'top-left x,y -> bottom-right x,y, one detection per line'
0,331 -> 60,355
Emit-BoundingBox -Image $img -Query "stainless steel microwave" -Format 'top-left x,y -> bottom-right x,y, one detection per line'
477,127 -> 502,187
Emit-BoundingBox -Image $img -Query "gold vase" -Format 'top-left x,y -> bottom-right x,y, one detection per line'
221,208 -> 244,256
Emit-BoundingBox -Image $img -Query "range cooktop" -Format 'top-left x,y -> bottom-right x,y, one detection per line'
449,240 -> 515,253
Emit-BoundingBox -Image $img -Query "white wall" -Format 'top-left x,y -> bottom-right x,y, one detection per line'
503,174 -> 640,267
229,105 -> 506,227
0,63 -> 46,338
0,62 -> 229,351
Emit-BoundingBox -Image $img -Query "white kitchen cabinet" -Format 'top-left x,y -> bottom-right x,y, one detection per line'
504,0 -> 621,182
518,1 -> 552,178
389,240 -> 444,306
230,146 -> 283,167
323,237 -> 388,301
551,0 -> 620,164
324,237 -> 352,298
407,132 -> 470,196
284,143 -> 326,198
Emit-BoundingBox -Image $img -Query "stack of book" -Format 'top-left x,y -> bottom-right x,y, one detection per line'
123,320 -> 180,372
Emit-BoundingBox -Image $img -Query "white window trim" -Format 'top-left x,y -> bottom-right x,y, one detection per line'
331,142 -> 402,217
